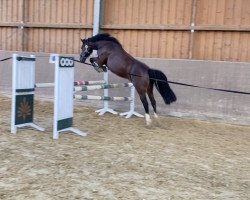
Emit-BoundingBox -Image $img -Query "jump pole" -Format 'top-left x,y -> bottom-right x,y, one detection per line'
50,54 -> 87,139
11,54 -> 45,134
35,82 -> 54,88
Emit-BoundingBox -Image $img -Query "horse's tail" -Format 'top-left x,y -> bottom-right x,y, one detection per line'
148,69 -> 177,104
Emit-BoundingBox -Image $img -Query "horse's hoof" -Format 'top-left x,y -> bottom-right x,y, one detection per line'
103,67 -> 108,72
154,112 -> 158,118
146,121 -> 152,126
145,114 -> 152,126
153,118 -> 161,127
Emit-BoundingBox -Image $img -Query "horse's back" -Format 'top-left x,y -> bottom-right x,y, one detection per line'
130,59 -> 150,78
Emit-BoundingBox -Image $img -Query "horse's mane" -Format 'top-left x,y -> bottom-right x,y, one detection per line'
87,33 -> 122,47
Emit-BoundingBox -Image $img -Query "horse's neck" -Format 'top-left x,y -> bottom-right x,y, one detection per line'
96,41 -> 122,56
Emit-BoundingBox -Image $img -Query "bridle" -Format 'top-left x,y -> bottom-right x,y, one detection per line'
83,39 -> 92,55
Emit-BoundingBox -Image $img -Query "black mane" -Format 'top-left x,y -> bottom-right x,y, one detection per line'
87,33 -> 122,47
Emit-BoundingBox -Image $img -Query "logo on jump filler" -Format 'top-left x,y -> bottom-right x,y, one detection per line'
59,57 -> 74,67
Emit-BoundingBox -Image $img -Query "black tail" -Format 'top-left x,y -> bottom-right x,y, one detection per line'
148,69 -> 177,104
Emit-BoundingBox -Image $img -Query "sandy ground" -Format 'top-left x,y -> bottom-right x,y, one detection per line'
0,95 -> 249,200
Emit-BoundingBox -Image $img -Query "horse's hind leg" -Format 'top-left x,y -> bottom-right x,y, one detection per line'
132,77 -> 152,126
139,94 -> 152,126
147,83 -> 158,118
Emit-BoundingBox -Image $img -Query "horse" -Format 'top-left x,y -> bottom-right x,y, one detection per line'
79,33 -> 176,125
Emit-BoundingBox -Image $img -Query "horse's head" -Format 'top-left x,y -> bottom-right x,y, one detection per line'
80,38 -> 94,63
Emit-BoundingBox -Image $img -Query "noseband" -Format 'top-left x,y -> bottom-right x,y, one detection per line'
83,40 -> 91,54
82,41 -> 93,57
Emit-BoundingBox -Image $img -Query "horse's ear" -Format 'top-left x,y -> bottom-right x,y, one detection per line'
81,38 -> 87,43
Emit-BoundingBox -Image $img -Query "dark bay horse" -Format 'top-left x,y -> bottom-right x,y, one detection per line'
79,33 -> 176,125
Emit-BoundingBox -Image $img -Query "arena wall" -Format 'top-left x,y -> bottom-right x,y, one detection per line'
1,51 -> 250,125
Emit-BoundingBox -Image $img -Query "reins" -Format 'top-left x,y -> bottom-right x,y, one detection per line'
128,72 -> 250,95
0,57 -> 12,62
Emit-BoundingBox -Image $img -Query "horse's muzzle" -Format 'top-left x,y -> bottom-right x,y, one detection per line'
80,51 -> 91,63
79,56 -> 87,63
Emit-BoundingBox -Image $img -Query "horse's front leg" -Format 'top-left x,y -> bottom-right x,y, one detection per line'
89,57 -> 107,73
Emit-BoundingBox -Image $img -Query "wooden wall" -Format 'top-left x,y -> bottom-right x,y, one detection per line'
0,0 -> 93,53
0,0 -> 250,62
193,0 -> 250,61
102,0 -> 192,59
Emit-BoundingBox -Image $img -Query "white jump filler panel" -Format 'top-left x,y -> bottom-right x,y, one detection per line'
51,54 -> 87,139
11,54 -> 45,134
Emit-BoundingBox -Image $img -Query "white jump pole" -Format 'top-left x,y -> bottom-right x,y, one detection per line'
35,82 -> 54,88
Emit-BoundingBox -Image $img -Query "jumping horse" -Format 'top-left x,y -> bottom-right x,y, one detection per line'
79,33 -> 176,125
